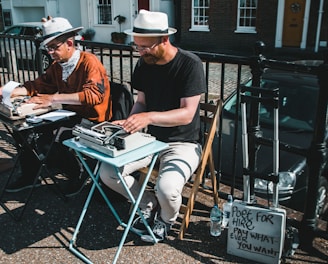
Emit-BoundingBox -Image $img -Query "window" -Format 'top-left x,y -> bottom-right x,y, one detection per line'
190,0 -> 210,32
236,0 -> 257,33
97,0 -> 112,25
3,10 -> 12,27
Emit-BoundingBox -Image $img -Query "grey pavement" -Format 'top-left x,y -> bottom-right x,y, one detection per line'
0,54 -> 327,263
0,122 -> 327,264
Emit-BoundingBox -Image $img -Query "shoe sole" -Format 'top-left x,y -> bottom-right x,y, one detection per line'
140,234 -> 163,243
5,183 -> 42,193
129,226 -> 148,236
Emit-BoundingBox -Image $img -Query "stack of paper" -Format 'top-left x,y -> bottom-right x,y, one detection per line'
38,109 -> 76,122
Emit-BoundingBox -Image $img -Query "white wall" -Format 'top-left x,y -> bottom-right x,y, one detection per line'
82,0 -> 133,44
151,0 -> 175,27
79,0 -> 174,44
1,0 -> 81,27
1,0 -> 45,26
1,0 -> 175,44
57,0 -> 81,29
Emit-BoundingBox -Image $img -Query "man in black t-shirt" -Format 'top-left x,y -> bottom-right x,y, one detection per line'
99,10 -> 206,242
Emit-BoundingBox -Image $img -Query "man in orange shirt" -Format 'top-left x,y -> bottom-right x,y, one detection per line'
0,17 -> 111,196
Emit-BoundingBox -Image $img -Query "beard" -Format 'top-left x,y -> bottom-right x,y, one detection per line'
142,54 -> 160,64
142,47 -> 164,65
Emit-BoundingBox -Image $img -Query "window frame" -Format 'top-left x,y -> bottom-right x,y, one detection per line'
190,0 -> 210,32
235,0 -> 257,34
97,0 -> 113,25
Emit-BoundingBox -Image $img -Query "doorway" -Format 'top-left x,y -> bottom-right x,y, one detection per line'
282,0 -> 306,47
138,0 -> 149,11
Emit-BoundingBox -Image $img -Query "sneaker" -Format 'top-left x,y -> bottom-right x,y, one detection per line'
141,216 -> 172,243
62,171 -> 89,197
5,177 -> 42,192
131,207 -> 157,234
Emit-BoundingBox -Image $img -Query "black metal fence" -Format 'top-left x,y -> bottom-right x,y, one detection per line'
0,35 -> 327,245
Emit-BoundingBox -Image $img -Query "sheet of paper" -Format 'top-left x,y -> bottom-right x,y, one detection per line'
38,109 -> 76,122
2,81 -> 21,107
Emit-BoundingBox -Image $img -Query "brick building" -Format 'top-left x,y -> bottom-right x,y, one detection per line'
175,0 -> 328,56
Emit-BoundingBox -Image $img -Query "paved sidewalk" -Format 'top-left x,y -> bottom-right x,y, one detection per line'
0,122 -> 327,264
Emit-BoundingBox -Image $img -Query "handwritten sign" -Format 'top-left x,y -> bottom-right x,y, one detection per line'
227,200 -> 286,264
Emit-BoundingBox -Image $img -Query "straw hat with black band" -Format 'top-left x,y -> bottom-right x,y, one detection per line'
41,17 -> 83,46
124,9 -> 177,37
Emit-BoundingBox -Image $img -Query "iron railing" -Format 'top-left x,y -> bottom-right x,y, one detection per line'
0,36 -> 327,245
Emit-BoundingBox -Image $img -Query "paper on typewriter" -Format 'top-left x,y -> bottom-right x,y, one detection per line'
0,81 -> 61,120
2,81 -> 20,107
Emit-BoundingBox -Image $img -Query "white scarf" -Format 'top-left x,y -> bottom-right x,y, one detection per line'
59,50 -> 81,81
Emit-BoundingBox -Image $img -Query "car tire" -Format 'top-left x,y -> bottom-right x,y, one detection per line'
316,176 -> 328,220
40,51 -> 53,71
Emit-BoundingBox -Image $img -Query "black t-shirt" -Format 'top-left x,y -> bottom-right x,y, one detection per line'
132,48 -> 206,143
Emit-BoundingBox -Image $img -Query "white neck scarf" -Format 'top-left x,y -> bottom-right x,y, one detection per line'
59,50 -> 81,81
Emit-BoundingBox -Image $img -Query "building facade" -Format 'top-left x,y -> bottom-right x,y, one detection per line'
177,0 -> 328,55
0,0 -> 326,55
0,0 -> 175,44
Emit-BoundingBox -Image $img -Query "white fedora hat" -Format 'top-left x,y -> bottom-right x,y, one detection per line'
41,17 -> 83,45
124,9 -> 177,37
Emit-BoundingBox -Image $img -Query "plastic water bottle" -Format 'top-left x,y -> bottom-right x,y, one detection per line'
210,204 -> 222,236
222,194 -> 233,228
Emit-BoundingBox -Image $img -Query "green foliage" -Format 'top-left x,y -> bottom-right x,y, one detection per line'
113,15 -> 126,33
82,28 -> 96,40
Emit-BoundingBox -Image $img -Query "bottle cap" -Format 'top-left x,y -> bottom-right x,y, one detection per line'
227,195 -> 233,202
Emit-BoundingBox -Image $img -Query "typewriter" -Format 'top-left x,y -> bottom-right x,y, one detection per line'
72,121 -> 156,157
0,96 -> 56,120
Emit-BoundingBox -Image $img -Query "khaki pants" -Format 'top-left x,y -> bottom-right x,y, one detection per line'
99,141 -> 202,224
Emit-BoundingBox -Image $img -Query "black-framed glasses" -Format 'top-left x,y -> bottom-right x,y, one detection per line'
45,42 -> 64,52
132,42 -> 161,53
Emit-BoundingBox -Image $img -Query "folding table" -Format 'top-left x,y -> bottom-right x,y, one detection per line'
0,114 -> 75,220
63,138 -> 168,264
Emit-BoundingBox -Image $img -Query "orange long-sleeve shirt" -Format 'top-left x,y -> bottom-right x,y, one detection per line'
24,51 -> 111,123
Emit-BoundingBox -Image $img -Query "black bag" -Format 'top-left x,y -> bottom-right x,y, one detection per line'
110,82 -> 134,121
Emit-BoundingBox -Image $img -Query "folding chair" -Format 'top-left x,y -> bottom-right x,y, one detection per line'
178,99 -> 222,239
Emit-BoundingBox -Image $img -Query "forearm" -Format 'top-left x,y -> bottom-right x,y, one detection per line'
147,108 -> 193,127
147,94 -> 201,127
52,93 -> 81,105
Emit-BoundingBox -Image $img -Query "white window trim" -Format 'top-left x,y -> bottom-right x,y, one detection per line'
235,0 -> 257,34
189,26 -> 210,32
96,0 -> 113,25
190,0 -> 210,32
234,28 -> 257,34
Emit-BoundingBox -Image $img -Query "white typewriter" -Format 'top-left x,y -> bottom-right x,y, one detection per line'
0,81 -> 58,120
72,121 -> 156,157
0,96 -> 54,120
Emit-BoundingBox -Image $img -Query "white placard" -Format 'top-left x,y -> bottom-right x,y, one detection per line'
227,200 -> 286,264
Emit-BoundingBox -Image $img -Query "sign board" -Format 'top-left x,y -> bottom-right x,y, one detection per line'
227,200 -> 286,264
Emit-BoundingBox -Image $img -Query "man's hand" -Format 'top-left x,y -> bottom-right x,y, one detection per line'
120,112 -> 150,134
111,119 -> 126,126
28,93 -> 54,109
